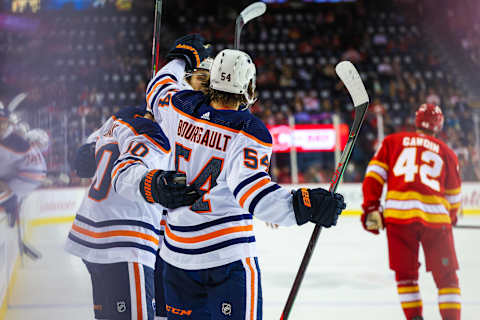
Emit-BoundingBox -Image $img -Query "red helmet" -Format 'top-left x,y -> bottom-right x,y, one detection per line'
415,103 -> 444,133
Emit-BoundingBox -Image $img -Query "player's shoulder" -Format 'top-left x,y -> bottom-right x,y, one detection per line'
113,105 -> 147,120
236,110 -> 272,146
171,90 -> 206,115
113,106 -> 170,151
0,132 -> 31,153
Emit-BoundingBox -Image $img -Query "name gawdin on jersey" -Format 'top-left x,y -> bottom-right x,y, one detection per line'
177,119 -> 232,152
402,136 -> 440,153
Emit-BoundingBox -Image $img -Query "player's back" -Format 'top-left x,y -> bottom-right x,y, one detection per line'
155,90 -> 294,270
366,131 -> 461,226
66,107 -> 167,268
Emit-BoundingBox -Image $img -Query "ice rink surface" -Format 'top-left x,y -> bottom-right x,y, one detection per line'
4,216 -> 480,319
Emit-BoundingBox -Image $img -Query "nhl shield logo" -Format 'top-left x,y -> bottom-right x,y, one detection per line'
117,301 -> 127,313
222,302 -> 232,316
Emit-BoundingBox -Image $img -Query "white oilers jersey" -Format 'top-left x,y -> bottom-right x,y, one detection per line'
147,59 -> 297,270
0,132 -> 46,203
65,107 -> 172,268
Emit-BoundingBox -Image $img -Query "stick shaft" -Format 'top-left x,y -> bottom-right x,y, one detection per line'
151,0 -> 164,77
281,102 -> 369,319
454,225 -> 480,229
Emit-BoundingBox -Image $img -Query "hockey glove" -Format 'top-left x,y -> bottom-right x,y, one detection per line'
73,142 -> 97,178
292,188 -> 346,227
0,194 -> 19,228
139,170 -> 200,209
361,205 -> 384,235
166,34 -> 212,71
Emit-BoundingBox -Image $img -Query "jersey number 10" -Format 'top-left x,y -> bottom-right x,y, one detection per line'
392,147 -> 443,192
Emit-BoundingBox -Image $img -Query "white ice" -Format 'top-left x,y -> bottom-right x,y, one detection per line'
4,216 -> 480,319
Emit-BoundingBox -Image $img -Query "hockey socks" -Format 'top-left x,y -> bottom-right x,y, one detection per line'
438,287 -> 461,319
434,271 -> 461,320
397,281 -> 422,320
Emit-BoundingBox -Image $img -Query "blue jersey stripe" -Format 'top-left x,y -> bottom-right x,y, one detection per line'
163,236 -> 256,255
114,156 -> 145,166
168,214 -> 253,232
233,172 -> 269,198
68,233 -> 159,255
248,184 -> 281,214
147,73 -> 178,93
75,214 -> 161,235
113,162 -> 140,192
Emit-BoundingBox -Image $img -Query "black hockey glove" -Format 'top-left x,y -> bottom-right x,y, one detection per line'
0,194 -> 19,228
292,188 -> 346,227
73,142 -> 96,178
166,34 -> 212,71
139,170 -> 200,209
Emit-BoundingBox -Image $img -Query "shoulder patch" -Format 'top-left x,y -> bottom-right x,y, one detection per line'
0,133 -> 30,153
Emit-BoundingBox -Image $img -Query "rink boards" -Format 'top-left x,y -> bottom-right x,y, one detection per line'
1,182 -> 480,318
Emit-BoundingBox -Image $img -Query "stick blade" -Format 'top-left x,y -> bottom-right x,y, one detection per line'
240,2 -> 267,24
335,61 -> 369,107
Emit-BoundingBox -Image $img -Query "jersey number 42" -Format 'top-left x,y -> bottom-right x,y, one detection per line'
392,147 -> 443,192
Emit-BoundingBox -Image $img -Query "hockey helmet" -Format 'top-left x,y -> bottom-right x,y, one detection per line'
210,49 -> 256,107
198,57 -> 213,71
415,103 -> 444,133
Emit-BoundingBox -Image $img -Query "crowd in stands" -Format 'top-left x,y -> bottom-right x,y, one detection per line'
1,0 -> 479,186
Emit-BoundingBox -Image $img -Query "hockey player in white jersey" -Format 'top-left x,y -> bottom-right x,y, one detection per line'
143,34 -> 346,319
65,106 -> 198,320
0,108 -> 46,227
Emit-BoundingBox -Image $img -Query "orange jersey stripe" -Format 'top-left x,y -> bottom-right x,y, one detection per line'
146,78 -> 175,103
239,178 -> 270,208
133,263 -> 143,320
165,224 -> 253,244
71,224 -> 159,245
246,257 -> 255,320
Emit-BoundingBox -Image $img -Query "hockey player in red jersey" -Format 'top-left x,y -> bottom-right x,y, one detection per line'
362,104 -> 462,320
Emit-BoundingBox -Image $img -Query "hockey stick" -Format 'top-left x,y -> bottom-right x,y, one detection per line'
454,225 -> 480,229
280,61 -> 369,320
16,202 -> 42,262
151,0 -> 164,78
234,2 -> 267,49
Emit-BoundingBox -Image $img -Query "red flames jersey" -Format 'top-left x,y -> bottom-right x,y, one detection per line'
362,132 -> 461,227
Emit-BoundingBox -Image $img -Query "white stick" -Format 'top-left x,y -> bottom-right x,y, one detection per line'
234,2 -> 267,49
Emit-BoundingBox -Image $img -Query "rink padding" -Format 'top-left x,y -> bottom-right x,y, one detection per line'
1,183 -> 479,317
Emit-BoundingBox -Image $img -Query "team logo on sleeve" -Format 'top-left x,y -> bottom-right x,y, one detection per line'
222,302 -> 232,316
116,301 -> 127,313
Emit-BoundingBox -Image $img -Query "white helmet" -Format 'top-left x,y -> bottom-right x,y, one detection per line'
198,57 -> 213,71
27,128 -> 49,152
210,49 -> 256,107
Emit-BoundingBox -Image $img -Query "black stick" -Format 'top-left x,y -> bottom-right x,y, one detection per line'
151,0 -> 164,78
454,225 -> 480,229
281,62 -> 369,319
